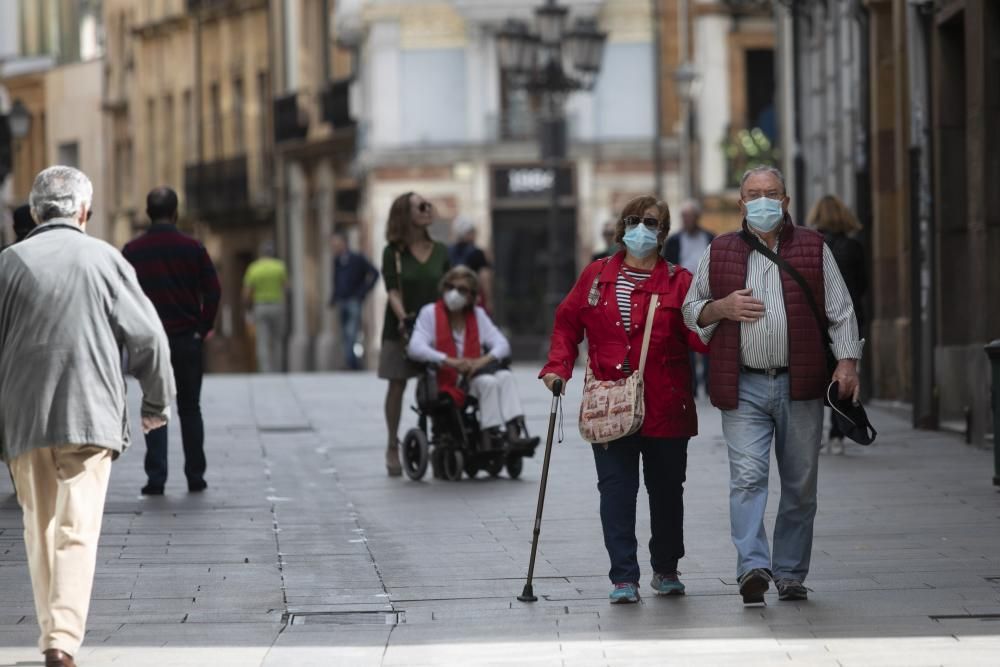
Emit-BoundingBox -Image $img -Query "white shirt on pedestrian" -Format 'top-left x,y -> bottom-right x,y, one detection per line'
408,304 -> 511,364
681,230 -> 865,368
678,230 -> 712,275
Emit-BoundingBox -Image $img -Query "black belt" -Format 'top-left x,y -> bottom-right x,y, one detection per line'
742,366 -> 788,376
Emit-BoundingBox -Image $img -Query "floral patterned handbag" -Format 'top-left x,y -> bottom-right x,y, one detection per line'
578,295 -> 659,444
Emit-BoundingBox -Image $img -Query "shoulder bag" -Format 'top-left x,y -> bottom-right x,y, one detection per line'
578,294 -> 659,444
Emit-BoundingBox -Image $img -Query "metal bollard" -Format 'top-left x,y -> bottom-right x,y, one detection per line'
986,340 -> 1000,487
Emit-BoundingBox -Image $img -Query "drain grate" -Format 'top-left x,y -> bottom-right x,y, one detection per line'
284,610 -> 403,626
930,614 -> 1000,622
257,425 -> 314,434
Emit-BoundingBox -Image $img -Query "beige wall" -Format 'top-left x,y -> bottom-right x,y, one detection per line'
44,59 -> 108,240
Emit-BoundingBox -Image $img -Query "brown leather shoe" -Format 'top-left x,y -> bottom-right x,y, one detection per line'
44,649 -> 76,667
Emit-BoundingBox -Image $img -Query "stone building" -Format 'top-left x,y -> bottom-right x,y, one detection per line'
776,0 -> 1000,444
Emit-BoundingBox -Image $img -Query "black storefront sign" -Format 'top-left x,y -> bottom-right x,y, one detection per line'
493,165 -> 573,203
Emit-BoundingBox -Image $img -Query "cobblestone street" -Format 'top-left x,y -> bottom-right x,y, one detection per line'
1,367 -> 999,666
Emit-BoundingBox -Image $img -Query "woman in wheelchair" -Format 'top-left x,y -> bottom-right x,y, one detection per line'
407,266 -> 539,452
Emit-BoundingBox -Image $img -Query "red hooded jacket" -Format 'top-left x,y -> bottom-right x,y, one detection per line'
540,252 -> 709,439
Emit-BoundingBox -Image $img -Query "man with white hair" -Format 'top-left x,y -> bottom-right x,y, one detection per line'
449,215 -> 493,313
0,166 -> 174,667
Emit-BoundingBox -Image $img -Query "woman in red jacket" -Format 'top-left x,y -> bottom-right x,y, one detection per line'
541,195 -> 708,604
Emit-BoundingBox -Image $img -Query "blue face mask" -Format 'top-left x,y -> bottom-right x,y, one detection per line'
744,197 -> 784,233
622,223 -> 659,259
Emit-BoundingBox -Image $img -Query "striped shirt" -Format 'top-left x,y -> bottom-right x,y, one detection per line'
122,224 -> 221,337
616,266 -> 652,373
682,235 -> 864,368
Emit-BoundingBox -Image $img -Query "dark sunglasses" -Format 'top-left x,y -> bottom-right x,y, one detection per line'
417,202 -> 433,213
443,282 -> 473,296
86,209 -> 93,222
623,215 -> 659,230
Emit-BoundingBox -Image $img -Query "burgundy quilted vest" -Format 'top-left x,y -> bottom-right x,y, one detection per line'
707,222 -> 828,410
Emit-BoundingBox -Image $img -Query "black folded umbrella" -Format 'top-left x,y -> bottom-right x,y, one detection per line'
826,382 -> 878,445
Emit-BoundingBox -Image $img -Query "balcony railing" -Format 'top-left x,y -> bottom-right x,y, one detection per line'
273,94 -> 309,143
184,156 -> 250,222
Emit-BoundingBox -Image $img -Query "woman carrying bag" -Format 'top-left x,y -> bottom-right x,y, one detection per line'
379,192 -> 450,476
540,195 -> 708,604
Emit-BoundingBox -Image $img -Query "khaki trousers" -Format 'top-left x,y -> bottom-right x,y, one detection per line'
8,445 -> 113,654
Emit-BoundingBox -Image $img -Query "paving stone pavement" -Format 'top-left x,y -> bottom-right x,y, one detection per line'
1,366 -> 999,666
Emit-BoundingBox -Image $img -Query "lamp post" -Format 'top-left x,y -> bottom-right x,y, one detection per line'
8,100 -> 31,141
1,100 -> 31,191
496,1 -> 606,354
672,62 -> 698,198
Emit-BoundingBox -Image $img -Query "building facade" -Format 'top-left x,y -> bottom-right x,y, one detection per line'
777,0 -> 1000,444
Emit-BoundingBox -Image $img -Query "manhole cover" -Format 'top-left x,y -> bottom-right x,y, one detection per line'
284,611 -> 403,626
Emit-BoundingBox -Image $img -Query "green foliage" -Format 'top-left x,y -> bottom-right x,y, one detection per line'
722,128 -> 780,189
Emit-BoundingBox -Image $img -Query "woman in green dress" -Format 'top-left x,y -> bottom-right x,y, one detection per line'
379,192 -> 450,476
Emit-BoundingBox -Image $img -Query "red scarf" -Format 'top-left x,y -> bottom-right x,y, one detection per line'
435,300 -> 480,405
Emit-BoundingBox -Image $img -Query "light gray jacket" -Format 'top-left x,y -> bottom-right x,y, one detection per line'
0,220 -> 175,463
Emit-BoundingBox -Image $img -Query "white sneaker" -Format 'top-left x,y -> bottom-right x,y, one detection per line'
820,442 -> 830,455
830,437 -> 845,455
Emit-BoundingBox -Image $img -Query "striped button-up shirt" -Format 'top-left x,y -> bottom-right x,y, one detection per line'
682,234 -> 864,368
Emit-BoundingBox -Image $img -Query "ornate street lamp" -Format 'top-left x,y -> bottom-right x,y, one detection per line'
672,62 -> 699,199
496,1 -> 606,353
8,100 -> 31,140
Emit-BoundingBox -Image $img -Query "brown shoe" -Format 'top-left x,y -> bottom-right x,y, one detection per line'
44,649 -> 76,667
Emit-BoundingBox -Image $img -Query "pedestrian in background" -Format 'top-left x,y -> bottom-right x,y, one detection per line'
1,167 -> 174,667
683,166 -> 863,605
13,203 -> 35,242
448,215 -> 493,313
123,187 -> 220,495
331,232 -> 379,370
591,221 -> 618,261
379,192 -> 449,476
541,195 -> 708,604
243,241 -> 288,373
662,200 -> 714,398
808,194 -> 868,455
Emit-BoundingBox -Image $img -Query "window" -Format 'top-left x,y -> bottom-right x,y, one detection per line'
183,89 -> 195,162
163,94 -> 174,183
57,142 -> 79,168
146,98 -> 157,185
233,76 -> 245,153
257,70 -> 272,189
210,82 -> 223,158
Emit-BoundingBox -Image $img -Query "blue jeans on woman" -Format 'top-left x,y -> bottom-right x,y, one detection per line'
591,435 -> 688,585
721,371 -> 823,583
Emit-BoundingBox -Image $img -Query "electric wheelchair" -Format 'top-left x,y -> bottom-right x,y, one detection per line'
400,362 -> 539,481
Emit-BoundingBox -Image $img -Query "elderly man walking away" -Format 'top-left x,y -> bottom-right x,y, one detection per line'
683,166 -> 863,605
243,241 -> 288,372
0,166 -> 175,667
123,187 -> 221,495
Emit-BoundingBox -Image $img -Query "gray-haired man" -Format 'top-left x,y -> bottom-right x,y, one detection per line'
0,166 -> 175,667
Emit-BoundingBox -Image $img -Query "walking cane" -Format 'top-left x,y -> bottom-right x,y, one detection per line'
517,378 -> 563,603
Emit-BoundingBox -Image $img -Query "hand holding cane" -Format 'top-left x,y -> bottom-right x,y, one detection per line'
517,378 -> 563,603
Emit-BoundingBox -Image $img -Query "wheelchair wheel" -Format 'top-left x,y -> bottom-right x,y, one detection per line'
505,454 -> 523,479
401,428 -> 429,480
464,458 -> 480,479
442,449 -> 464,481
485,457 -> 504,477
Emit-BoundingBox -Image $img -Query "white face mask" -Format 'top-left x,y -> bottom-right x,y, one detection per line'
443,289 -> 468,312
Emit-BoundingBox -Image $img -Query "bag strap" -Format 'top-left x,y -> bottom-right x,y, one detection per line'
636,294 -> 659,376
739,231 -> 833,350
394,248 -> 406,306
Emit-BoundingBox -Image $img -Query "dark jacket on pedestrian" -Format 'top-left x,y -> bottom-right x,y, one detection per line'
661,229 -> 715,266
332,251 -> 379,304
0,221 -> 175,462
822,232 -> 867,328
122,224 -> 221,336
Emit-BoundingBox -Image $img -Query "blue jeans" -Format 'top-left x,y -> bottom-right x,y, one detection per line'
338,298 -> 363,370
591,436 -> 688,585
721,371 -> 823,582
